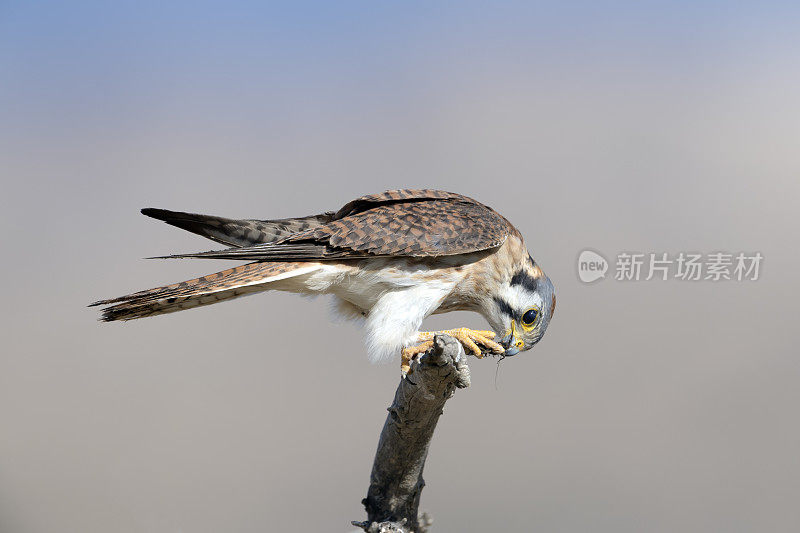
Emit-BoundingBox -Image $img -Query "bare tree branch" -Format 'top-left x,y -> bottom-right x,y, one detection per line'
353,335 -> 470,533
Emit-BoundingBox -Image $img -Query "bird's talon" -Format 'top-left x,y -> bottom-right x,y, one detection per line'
414,327 -> 503,361
401,340 -> 435,375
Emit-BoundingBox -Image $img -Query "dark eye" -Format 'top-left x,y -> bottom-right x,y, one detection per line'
522,308 -> 539,327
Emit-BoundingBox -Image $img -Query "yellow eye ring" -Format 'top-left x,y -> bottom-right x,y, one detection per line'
521,306 -> 540,329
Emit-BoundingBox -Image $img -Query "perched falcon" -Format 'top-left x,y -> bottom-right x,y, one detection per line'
91,189 -> 555,373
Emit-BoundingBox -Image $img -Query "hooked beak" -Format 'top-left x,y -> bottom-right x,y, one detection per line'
500,324 -> 523,356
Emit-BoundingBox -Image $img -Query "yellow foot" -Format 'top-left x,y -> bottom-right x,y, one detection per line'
401,340 -> 434,376
401,328 -> 503,375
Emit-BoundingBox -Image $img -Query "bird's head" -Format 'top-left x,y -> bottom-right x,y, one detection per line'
485,255 -> 555,356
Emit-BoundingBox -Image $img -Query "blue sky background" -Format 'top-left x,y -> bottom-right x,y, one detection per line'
4,1 -> 799,143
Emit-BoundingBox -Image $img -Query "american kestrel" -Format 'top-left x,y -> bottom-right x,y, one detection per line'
92,189 -> 555,374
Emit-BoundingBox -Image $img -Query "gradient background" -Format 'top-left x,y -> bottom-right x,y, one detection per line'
2,2 -> 799,532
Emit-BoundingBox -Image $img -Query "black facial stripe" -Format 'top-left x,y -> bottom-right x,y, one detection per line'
493,296 -> 516,319
510,269 -> 538,293
527,254 -> 535,267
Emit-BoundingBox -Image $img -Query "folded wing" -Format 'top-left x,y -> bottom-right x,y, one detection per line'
141,208 -> 334,248
151,193 -> 510,261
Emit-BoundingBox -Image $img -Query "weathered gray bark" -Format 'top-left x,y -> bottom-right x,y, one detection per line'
352,335 -> 471,533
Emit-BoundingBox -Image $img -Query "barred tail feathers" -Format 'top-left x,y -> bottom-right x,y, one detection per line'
90,261 -> 317,321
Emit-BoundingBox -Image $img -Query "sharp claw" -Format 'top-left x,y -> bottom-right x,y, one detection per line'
415,328 -> 503,360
